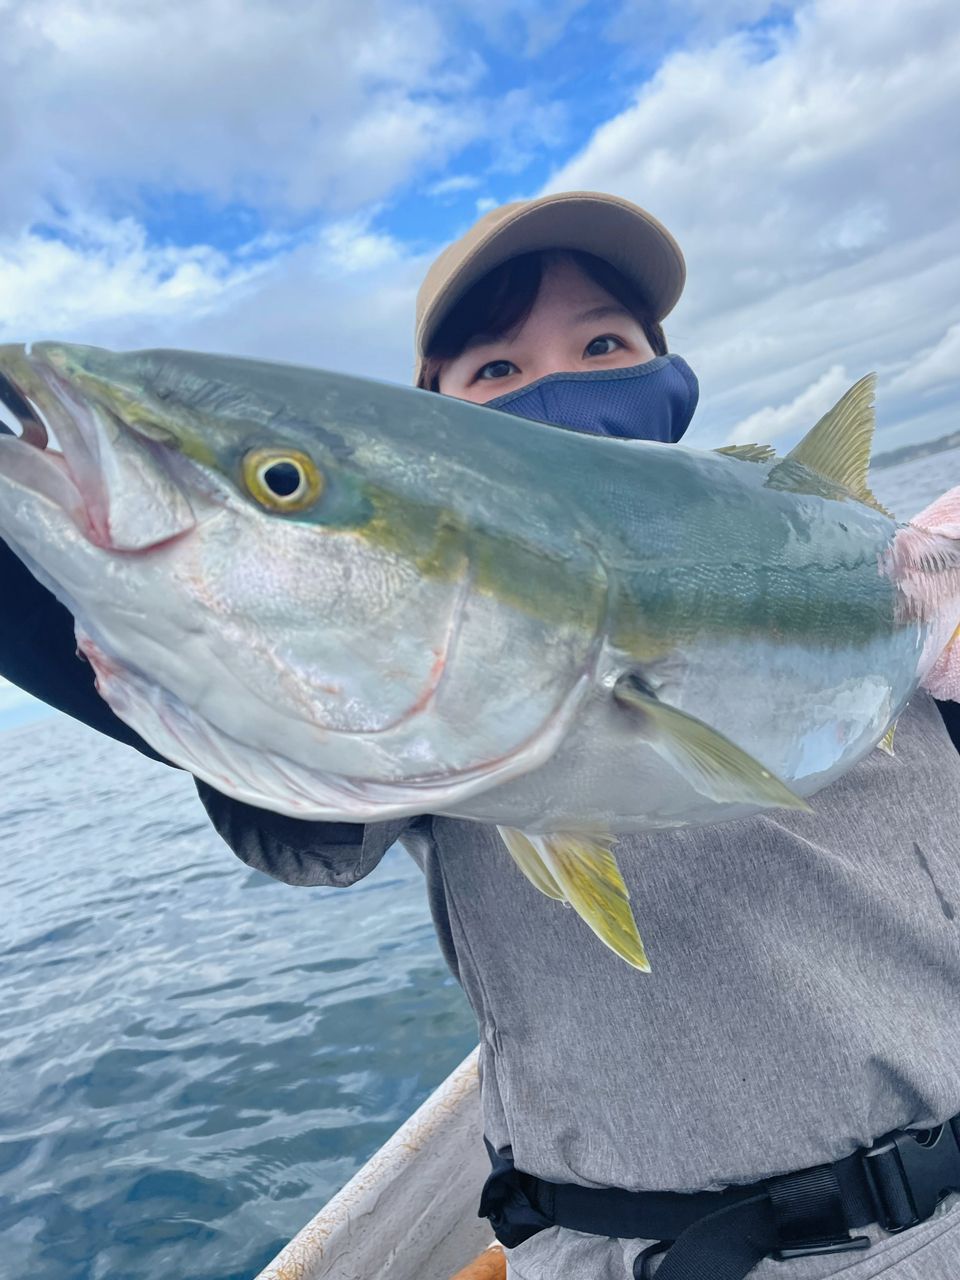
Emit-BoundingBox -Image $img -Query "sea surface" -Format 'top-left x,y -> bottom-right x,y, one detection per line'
0,447 -> 958,1280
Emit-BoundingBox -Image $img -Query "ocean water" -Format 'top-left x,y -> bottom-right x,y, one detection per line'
0,726 -> 477,1280
0,447 -> 958,1280
870,444 -> 960,520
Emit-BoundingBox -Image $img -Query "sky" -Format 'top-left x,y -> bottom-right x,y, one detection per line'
0,0 -> 957,462
0,676 -> 54,724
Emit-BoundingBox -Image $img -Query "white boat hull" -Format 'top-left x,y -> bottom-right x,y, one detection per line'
255,1047 -> 494,1280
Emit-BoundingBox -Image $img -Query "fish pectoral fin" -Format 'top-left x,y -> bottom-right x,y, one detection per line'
877,721 -> 898,756
714,443 -> 777,463
614,674 -> 811,812
497,825 -> 565,901
536,832 -> 652,972
780,372 -> 893,517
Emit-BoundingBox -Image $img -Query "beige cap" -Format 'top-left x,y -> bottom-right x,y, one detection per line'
414,190 -> 685,383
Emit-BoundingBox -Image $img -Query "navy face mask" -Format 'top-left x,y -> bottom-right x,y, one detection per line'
484,354 -> 699,443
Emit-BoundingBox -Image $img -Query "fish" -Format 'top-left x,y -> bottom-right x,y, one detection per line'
0,342 -> 958,972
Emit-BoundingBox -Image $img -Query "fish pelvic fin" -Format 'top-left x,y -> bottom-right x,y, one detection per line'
497,825 -> 565,900
498,826 -> 651,972
614,674 -> 811,812
877,721 -> 898,756
781,372 -> 893,517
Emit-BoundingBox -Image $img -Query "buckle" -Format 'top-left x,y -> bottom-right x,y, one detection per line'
634,1241 -> 669,1278
862,1119 -> 960,1233
774,1237 -> 870,1260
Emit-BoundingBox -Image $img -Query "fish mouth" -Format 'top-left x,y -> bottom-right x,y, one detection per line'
0,344 -> 195,552
0,368 -> 50,449
0,347 -> 104,542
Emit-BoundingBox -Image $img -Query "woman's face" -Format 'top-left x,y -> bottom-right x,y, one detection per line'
437,256 -> 657,404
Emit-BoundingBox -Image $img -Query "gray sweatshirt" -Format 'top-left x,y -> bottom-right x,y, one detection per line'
197,691 -> 960,1271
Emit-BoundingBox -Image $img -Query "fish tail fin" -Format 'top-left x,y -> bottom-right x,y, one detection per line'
888,486 -> 960,701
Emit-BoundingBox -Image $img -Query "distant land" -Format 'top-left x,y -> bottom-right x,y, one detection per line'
871,430 -> 960,471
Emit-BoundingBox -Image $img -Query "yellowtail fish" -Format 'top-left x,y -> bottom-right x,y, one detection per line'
0,344 -> 957,970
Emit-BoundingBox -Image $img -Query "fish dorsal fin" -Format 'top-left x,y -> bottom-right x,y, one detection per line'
784,373 -> 893,516
714,443 -> 777,463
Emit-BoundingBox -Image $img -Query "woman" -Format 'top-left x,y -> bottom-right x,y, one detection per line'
4,192 -> 960,1280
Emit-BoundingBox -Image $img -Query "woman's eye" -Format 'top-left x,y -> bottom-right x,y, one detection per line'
476,359 -> 518,381
584,335 -> 623,357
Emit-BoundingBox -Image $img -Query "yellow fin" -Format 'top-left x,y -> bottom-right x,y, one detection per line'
714,443 -> 777,463
535,833 -> 651,972
877,721 -> 897,756
614,674 -> 811,812
497,825 -> 564,901
784,373 -> 893,517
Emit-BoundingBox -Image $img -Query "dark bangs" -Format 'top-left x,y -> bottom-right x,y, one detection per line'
417,248 -> 668,391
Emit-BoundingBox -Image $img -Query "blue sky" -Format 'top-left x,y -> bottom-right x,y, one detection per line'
0,0 -> 957,460
0,678 -> 54,726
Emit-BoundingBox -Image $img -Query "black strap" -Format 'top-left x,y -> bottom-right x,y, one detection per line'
531,1171 -> 782,1243
543,1153 -> 874,1279
479,1119 -> 960,1280
637,1193 -> 773,1279
640,1160 -> 874,1279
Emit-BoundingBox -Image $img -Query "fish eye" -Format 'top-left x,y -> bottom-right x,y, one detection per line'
242,448 -> 324,512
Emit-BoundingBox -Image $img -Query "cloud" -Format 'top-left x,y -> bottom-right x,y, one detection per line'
426,175 -> 482,197
162,222 -> 427,384
605,0 -> 787,56
168,253 -> 424,386
0,209 -> 428,385
0,0 -> 482,228
888,323 -> 960,396
318,218 -> 403,274
485,89 -> 570,175
0,0 -> 515,380
0,0 -> 957,461
727,364 -> 849,444
541,0 -> 960,449
0,213 -> 260,338
0,0 -> 581,386
453,0 -> 591,58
